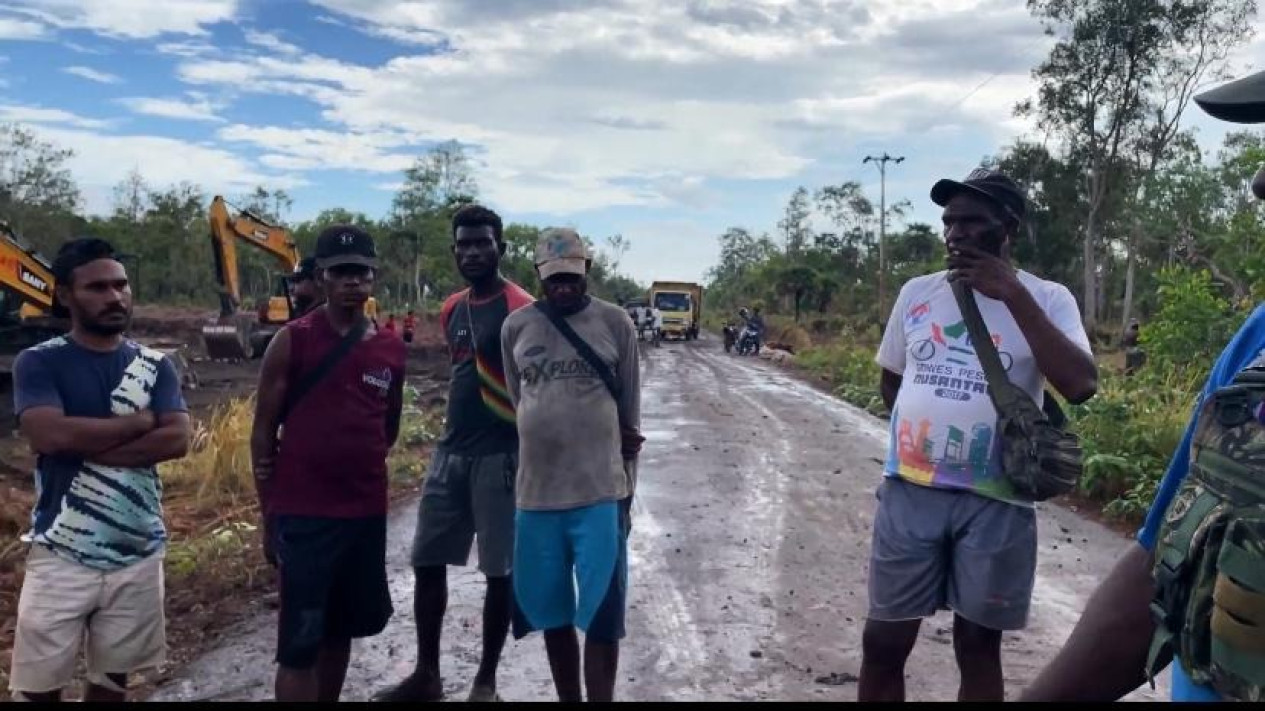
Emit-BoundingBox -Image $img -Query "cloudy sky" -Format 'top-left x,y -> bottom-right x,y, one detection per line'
2,0 -> 1264,285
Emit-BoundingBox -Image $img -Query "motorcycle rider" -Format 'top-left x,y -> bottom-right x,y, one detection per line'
748,307 -> 765,344
649,305 -> 663,346
736,307 -> 764,355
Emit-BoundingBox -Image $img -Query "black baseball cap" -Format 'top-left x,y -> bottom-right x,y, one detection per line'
1193,69 -> 1265,123
930,168 -> 1027,221
314,224 -> 378,269
290,256 -> 318,281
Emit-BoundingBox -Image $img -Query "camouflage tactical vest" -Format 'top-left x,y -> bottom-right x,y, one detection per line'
1147,363 -> 1265,701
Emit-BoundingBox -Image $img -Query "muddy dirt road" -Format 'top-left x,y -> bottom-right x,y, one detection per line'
151,337 -> 1166,702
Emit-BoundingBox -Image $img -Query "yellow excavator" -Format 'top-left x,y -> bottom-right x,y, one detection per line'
201,196 -> 300,360
0,220 -> 63,350
201,196 -> 380,360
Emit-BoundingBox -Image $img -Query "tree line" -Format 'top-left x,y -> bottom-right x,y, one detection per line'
0,126 -> 644,314
708,0 -> 1262,347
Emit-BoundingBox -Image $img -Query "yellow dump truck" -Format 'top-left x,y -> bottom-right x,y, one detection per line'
649,281 -> 702,340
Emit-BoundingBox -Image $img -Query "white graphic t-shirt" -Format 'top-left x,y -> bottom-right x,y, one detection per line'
875,270 -> 1091,505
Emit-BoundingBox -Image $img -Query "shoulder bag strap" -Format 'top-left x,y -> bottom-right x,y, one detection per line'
950,278 -> 1022,411
533,300 -> 622,401
279,317 -> 368,423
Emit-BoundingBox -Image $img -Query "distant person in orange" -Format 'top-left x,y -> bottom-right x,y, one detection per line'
384,314 -> 397,336
403,310 -> 417,344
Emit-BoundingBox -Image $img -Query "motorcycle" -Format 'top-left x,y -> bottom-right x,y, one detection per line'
736,325 -> 761,356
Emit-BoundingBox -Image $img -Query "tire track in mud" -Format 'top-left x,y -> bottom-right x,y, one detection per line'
150,337 -> 1166,702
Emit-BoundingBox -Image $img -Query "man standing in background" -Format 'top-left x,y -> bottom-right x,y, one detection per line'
404,309 -> 418,344
289,257 -> 323,318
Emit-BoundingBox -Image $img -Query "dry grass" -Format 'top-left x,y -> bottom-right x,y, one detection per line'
161,396 -> 257,512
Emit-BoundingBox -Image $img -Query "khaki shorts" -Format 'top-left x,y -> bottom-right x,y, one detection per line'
9,545 -> 166,694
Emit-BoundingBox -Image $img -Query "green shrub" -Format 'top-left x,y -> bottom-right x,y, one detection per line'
1068,366 -> 1202,520
1140,268 -> 1240,374
798,342 -> 886,416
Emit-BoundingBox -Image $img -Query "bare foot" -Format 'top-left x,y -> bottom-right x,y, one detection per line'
370,671 -> 443,702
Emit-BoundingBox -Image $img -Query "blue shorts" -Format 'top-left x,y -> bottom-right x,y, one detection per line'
512,501 -> 627,643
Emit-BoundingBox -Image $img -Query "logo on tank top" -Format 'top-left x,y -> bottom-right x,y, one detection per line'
362,367 -> 392,395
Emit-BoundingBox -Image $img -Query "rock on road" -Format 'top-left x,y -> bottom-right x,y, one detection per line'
152,337 -> 1166,702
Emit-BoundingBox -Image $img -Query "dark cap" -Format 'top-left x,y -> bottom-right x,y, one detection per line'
290,256 -> 318,281
1193,69 -> 1265,123
314,224 -> 378,270
931,168 -> 1027,221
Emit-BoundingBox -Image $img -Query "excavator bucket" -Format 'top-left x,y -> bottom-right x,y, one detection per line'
202,314 -> 255,361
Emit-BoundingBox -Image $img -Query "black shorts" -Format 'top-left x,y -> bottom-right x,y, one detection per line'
403,332 -> 414,343
274,515 -> 394,668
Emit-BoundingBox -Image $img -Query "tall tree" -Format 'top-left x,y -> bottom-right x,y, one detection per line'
391,141 -> 478,306
0,123 -> 81,251
778,186 -> 813,253
112,168 -> 148,225
814,181 -> 874,254
605,233 -> 631,273
1021,0 -> 1169,331
1118,0 -> 1254,334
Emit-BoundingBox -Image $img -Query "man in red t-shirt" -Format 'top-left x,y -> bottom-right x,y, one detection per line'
250,224 -> 406,702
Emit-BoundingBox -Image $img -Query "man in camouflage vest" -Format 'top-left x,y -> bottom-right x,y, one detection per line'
1022,69 -> 1265,703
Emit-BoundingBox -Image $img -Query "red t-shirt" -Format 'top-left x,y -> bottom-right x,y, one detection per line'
270,309 -> 407,518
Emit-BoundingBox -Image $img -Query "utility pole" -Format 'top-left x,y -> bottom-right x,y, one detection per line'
863,153 -> 905,324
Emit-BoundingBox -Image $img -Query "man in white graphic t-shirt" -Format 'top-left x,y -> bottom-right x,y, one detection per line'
860,168 -> 1098,702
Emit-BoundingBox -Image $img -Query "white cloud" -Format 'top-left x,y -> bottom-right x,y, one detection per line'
0,16 -> 47,40
6,0 -> 237,39
215,125 -> 419,172
117,96 -> 223,122
63,65 -> 123,84
162,0 -> 1054,217
155,40 -> 216,57
243,30 -> 302,55
0,104 -> 111,130
3,105 -> 303,216
64,41 -> 109,54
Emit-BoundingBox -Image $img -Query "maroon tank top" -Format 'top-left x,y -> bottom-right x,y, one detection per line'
270,308 -> 406,518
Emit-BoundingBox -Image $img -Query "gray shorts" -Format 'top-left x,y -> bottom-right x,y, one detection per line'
411,449 -> 517,577
867,477 -> 1037,631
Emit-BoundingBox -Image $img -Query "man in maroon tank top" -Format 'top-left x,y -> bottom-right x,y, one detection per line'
250,224 -> 406,702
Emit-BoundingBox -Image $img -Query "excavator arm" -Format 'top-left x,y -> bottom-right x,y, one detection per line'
204,197 -> 301,360
207,196 -> 299,317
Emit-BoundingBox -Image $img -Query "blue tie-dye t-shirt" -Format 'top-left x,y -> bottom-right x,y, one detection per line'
13,336 -> 187,571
